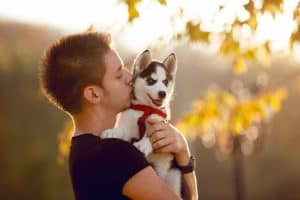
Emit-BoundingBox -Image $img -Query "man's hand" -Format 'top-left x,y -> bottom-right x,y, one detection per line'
145,118 -> 191,166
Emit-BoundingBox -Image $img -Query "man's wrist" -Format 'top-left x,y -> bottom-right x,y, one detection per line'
173,154 -> 196,174
175,149 -> 191,166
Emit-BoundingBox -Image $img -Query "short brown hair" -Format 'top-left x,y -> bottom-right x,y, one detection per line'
39,32 -> 111,114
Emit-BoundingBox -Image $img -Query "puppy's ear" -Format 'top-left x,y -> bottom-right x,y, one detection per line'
163,53 -> 177,78
132,49 -> 152,75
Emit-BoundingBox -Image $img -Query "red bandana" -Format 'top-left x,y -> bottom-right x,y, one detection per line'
130,103 -> 167,140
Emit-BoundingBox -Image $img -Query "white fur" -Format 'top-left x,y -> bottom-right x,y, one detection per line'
101,50 -> 182,199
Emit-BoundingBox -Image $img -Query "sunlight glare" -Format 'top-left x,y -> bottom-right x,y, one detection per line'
0,0 -> 299,52
0,0 -> 124,32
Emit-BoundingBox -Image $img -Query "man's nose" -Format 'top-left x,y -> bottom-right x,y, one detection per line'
125,71 -> 133,86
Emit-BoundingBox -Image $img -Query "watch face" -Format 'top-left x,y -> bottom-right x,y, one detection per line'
191,156 -> 196,168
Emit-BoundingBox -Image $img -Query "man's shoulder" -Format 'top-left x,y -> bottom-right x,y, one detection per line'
70,136 -> 148,167
73,137 -> 144,161
99,138 -> 143,158
69,137 -> 150,195
100,138 -> 136,150
101,138 -> 132,145
98,138 -> 149,167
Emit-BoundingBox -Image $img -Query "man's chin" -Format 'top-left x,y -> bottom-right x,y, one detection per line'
121,100 -> 131,111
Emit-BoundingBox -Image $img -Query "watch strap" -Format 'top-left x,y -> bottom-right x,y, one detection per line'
172,155 -> 195,174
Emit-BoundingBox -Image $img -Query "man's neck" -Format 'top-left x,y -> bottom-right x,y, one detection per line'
72,107 -> 117,137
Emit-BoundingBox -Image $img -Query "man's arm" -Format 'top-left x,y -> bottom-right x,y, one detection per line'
146,119 -> 199,200
176,150 -> 198,200
122,166 -> 181,200
182,172 -> 198,200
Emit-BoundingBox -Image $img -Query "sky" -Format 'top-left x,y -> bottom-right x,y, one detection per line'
0,0 -> 299,56
0,0 -> 123,31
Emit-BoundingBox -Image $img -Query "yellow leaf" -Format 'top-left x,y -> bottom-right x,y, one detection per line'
290,26 -> 300,51
186,21 -> 209,43
268,96 -> 281,112
220,92 -> 237,108
252,100 -> 266,121
257,45 -> 271,68
247,14 -> 257,29
242,48 -> 257,60
128,5 -> 140,22
86,24 -> 96,32
124,0 -> 142,22
57,122 -> 74,165
157,0 -> 167,5
232,118 -> 243,136
219,33 -> 240,55
244,0 -> 255,15
262,0 -> 283,17
233,57 -> 247,75
276,88 -> 288,100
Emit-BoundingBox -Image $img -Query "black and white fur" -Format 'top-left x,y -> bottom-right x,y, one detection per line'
101,50 -> 182,198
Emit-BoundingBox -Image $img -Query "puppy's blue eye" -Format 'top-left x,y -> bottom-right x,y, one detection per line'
163,79 -> 168,86
146,77 -> 156,85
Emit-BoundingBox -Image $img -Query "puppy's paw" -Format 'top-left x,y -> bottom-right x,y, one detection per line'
133,138 -> 153,157
101,129 -> 119,139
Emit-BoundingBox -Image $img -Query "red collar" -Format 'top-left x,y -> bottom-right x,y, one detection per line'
130,103 -> 167,140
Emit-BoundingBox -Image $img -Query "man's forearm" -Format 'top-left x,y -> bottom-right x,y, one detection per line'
182,171 -> 198,200
175,150 -> 198,200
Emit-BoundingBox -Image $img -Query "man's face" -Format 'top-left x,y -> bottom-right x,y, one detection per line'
101,50 -> 132,112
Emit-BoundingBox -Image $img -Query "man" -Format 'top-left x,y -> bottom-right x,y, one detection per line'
39,32 -> 198,199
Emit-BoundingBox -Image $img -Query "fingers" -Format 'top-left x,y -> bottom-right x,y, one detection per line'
149,130 -> 168,144
150,129 -> 176,152
155,144 -> 174,153
152,136 -> 173,152
146,121 -> 169,137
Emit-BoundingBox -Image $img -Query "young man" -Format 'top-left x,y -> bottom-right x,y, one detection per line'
39,32 -> 198,200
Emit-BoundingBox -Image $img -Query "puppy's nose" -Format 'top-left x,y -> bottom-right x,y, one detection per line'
158,91 -> 166,99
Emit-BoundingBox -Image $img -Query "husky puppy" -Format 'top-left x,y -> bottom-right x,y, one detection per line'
101,49 -> 182,198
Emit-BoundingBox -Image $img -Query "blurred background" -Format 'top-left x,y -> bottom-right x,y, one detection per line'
1,0 -> 300,199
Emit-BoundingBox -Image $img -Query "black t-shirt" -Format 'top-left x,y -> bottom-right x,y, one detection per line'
69,133 -> 150,200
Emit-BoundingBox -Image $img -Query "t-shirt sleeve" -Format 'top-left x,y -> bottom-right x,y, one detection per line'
102,139 -> 151,193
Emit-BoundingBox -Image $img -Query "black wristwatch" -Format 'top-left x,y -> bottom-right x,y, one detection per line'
173,155 -> 196,174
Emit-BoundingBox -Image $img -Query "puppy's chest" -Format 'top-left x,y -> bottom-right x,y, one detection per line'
118,109 -> 164,139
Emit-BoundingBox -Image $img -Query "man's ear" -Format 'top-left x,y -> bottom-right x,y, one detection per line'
163,53 -> 177,78
132,49 -> 152,75
82,85 -> 104,104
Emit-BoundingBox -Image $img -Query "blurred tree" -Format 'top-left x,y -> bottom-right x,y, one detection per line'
122,0 -> 300,75
119,0 -> 299,199
0,21 -> 73,200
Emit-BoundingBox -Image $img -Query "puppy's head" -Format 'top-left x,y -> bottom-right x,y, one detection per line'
131,50 -> 177,109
